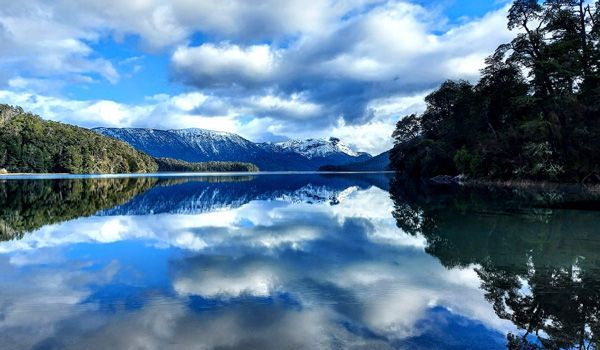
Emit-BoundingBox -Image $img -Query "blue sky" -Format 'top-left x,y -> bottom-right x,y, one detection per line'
0,0 -> 513,154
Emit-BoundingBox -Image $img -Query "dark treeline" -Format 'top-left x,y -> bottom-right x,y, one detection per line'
155,157 -> 259,173
391,0 -> 600,182
0,105 -> 158,174
390,178 -> 600,349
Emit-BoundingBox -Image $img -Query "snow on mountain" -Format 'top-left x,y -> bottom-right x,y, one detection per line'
94,127 -> 269,166
93,127 -> 371,171
275,137 -> 359,159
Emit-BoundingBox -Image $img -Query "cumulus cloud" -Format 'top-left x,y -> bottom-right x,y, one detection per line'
171,3 -> 512,110
0,0 -> 515,153
0,4 -> 118,86
172,43 -> 280,88
0,0 -> 379,82
166,2 -> 513,149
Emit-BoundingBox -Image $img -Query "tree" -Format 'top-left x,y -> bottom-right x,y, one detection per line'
392,114 -> 421,145
389,0 -> 600,182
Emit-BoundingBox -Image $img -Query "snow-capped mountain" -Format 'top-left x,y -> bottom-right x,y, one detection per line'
93,127 -> 371,171
272,137 -> 371,167
275,138 -> 358,158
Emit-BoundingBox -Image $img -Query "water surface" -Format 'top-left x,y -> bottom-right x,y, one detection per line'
0,174 -> 598,349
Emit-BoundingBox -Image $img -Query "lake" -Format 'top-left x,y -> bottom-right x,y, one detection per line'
0,173 -> 598,349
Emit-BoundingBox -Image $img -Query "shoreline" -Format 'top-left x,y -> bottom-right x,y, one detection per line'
0,173 -> 70,176
435,177 -> 600,194
0,171 -> 394,180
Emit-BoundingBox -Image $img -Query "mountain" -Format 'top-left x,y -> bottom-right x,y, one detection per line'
0,105 -> 158,174
268,138 -> 372,168
94,127 -> 371,171
319,151 -> 390,171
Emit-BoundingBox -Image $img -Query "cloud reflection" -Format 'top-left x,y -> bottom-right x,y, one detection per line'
0,175 -> 509,349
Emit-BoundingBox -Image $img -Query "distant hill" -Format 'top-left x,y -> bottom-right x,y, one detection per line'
319,151 -> 390,171
94,127 -> 371,171
0,105 -> 158,174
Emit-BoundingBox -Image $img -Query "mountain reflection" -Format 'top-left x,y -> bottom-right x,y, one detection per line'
389,176 -> 600,349
101,174 -> 389,216
0,174 -> 389,239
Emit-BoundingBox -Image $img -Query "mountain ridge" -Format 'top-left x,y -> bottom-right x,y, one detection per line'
94,127 -> 372,171
319,151 -> 390,172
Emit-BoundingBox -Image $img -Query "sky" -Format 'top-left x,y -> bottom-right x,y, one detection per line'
0,0 -> 514,155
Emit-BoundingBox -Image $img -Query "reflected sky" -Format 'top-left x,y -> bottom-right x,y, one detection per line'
0,174 -> 575,349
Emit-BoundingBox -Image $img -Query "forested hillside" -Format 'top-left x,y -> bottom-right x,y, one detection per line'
155,158 -> 259,172
391,0 -> 600,182
0,105 -> 158,174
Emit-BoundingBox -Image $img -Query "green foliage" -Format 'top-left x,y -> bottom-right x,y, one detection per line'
0,178 -> 156,239
390,0 -> 600,182
453,147 -> 482,177
0,105 -> 159,174
155,157 -> 259,173
392,114 -> 421,145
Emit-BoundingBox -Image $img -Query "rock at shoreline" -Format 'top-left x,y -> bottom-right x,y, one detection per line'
430,175 -> 467,184
0,168 -> 8,174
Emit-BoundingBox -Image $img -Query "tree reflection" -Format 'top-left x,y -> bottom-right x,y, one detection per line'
0,173 -> 390,241
0,178 -> 157,239
389,176 -> 600,349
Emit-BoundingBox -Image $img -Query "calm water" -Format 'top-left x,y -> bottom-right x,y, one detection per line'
0,173 -> 598,349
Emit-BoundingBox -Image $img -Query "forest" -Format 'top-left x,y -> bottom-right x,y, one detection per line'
390,0 -> 600,182
0,105 -> 158,174
155,157 -> 260,172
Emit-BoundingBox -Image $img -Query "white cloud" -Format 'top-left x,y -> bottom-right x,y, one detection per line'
0,4 -> 119,85
166,2 -> 513,146
248,93 -> 322,120
0,87 -> 430,154
172,43 -> 280,88
0,1 -> 515,153
170,92 -> 208,111
170,3 -> 512,89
